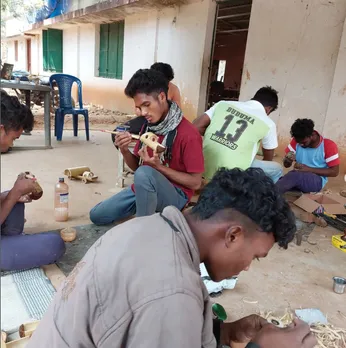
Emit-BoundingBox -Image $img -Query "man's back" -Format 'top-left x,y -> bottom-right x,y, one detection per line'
28,207 -> 215,348
203,100 -> 277,180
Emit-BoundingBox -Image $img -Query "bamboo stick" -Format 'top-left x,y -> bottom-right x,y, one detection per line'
102,130 -> 166,153
100,130 -> 140,139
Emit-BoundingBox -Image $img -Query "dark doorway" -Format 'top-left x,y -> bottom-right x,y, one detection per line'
206,0 -> 252,109
26,39 -> 32,72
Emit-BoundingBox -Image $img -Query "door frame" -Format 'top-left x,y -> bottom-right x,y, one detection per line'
26,39 -> 32,72
204,2 -> 220,111
205,0 -> 252,109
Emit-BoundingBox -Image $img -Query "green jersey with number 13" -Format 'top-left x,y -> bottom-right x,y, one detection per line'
203,101 -> 276,180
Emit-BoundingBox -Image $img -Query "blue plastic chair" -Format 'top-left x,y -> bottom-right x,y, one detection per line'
49,74 -> 89,141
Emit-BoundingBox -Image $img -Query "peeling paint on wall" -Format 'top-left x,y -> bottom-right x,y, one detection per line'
180,98 -> 197,122
339,84 -> 346,96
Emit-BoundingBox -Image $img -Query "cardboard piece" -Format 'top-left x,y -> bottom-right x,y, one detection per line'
293,193 -> 346,215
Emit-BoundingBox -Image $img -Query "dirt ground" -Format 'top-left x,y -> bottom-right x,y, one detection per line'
2,107 -> 346,331
32,103 -> 134,130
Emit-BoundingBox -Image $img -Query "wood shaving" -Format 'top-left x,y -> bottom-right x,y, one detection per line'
260,309 -> 346,347
242,297 -> 258,304
311,324 -> 346,348
338,311 -> 346,320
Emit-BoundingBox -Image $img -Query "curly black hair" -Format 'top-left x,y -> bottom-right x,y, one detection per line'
1,90 -> 34,132
290,118 -> 314,142
124,69 -> 169,99
150,62 -> 174,81
191,167 -> 296,249
252,86 -> 279,111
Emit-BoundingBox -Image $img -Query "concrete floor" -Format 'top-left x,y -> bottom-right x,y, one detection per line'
1,130 -> 346,328
1,130 -> 124,232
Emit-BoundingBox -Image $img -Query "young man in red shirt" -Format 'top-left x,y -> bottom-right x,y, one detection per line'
90,69 -> 204,225
277,118 -> 340,194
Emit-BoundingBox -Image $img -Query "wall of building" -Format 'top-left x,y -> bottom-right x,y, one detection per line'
6,38 -> 27,71
155,0 -> 216,120
240,0 -> 346,164
4,0 -> 215,120
52,0 -> 214,120
5,32 -> 42,75
30,34 -> 41,75
62,26 -> 79,76
324,17 -> 346,170
77,12 -> 158,112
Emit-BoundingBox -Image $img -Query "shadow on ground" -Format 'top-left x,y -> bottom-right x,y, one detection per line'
55,223 -> 114,275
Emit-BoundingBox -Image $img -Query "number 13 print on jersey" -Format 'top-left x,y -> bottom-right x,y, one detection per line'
210,107 -> 255,150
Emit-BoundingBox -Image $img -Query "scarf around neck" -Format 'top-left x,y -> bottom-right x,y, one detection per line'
147,101 -> 182,135
139,101 -> 183,164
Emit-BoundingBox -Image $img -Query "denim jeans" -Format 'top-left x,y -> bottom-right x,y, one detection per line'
1,202 -> 66,271
251,159 -> 283,183
90,165 -> 188,225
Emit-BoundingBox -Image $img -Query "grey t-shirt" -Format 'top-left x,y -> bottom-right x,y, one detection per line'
28,206 -> 216,348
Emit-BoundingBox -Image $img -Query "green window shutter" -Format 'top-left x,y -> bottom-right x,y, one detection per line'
47,29 -> 63,72
99,24 -> 109,78
101,21 -> 124,79
107,22 -> 119,79
116,21 -> 124,79
42,30 -> 48,71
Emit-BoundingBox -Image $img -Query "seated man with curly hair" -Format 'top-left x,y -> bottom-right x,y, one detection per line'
0,90 -> 66,271
277,118 -> 340,194
28,168 -> 316,348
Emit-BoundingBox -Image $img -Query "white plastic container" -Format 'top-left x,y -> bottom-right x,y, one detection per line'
54,177 -> 69,222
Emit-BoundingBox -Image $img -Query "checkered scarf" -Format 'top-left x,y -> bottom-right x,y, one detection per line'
139,102 -> 182,164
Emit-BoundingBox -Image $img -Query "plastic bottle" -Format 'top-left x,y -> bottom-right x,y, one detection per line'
54,178 -> 69,222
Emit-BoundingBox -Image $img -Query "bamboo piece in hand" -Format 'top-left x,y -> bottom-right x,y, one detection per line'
3,336 -> 30,348
19,320 -> 40,338
140,132 -> 165,153
17,172 -> 43,200
102,130 -> 166,153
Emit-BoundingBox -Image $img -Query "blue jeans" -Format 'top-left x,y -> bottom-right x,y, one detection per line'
251,159 -> 283,183
1,202 -> 66,271
90,165 -> 188,225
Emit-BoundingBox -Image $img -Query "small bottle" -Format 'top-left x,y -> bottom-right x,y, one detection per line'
54,178 -> 69,222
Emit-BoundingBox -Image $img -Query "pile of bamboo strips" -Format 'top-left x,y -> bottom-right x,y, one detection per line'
261,310 -> 346,348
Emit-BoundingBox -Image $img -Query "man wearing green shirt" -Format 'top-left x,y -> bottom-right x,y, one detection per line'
194,86 -> 282,183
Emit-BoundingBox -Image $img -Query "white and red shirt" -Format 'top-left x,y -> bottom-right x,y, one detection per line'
285,132 -> 340,187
